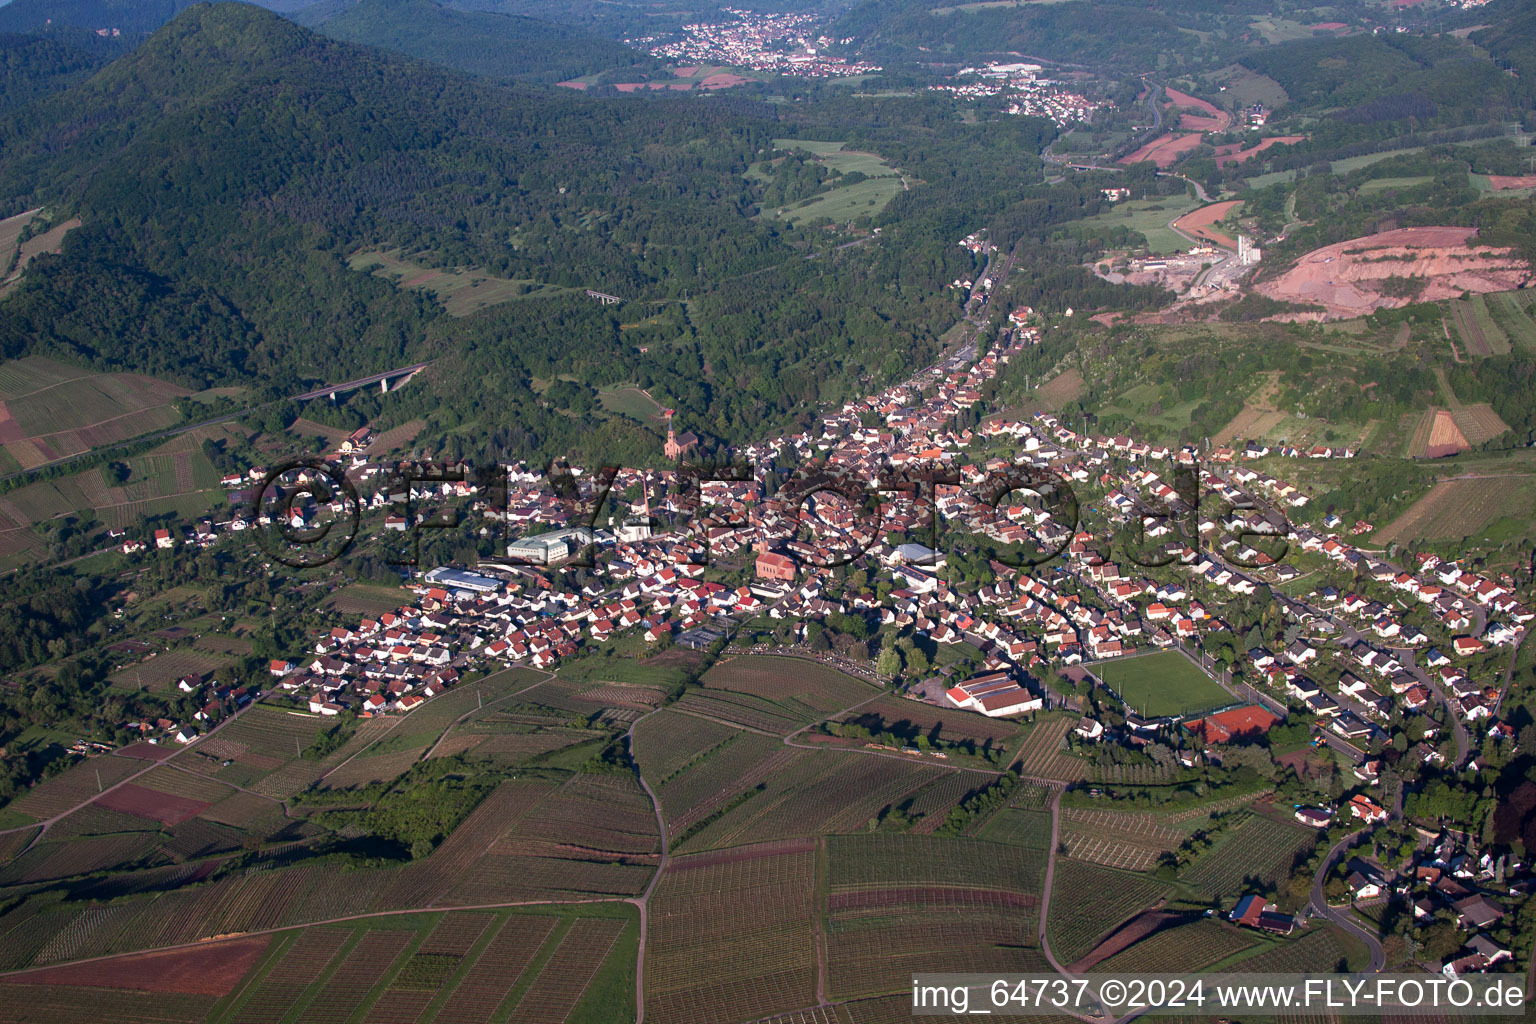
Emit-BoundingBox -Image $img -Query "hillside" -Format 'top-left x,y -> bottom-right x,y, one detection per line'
0,33 -> 108,112
0,3 -> 1001,463
307,0 -> 659,82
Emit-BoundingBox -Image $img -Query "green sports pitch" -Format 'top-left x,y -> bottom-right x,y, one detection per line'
1092,651 -> 1233,719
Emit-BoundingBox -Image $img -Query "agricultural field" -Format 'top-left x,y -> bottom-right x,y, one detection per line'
598,385 -> 668,424
1010,714 -> 1087,782
0,355 -> 189,470
832,693 -> 1020,747
701,656 -> 878,725
1046,859 -> 1170,966
3,753 -> 146,822
1092,917 -> 1261,974
1231,925 -> 1351,973
826,834 -> 1046,999
760,139 -> 904,226
348,249 -> 574,315
106,647 -> 229,694
1059,806 -> 1186,871
1482,290 -> 1536,352
1375,475 -> 1536,545
1179,811 -> 1318,899
975,807 -> 1053,849
1091,651 -> 1233,719
674,747 -> 948,853
646,840 -> 818,1024
323,581 -> 412,616
179,705 -> 334,798
1077,196 -> 1202,255
2,906 -> 636,1024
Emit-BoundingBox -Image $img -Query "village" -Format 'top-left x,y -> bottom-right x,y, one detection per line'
93,238 -> 1533,981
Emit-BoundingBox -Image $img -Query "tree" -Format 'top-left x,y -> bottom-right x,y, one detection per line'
877,647 -> 903,679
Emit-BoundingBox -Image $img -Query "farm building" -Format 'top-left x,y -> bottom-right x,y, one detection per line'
944,671 -> 1042,717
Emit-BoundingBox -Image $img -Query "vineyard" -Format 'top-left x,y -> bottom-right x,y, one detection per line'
904,769 -> 999,833
1046,859 -> 1170,965
826,834 -> 1045,999
3,907 -> 636,1024
632,708 -> 741,783
646,841 -> 818,1024
1092,918 -> 1260,974
671,688 -> 814,734
1010,716 -> 1087,782
1180,812 -> 1317,899
655,731 -> 790,830
702,656 -> 878,718
675,749 -> 946,853
1060,807 -> 1186,872
833,693 -> 1020,746
5,754 -> 144,821
975,808 -> 1053,851
1231,926 -> 1349,973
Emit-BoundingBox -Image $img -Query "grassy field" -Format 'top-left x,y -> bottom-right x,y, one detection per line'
1357,175 -> 1433,194
762,139 -> 905,226
348,250 -> 576,315
1091,651 -> 1232,719
597,385 -> 666,423
1077,196 -> 1201,255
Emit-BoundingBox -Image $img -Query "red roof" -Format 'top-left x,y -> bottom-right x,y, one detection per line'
1185,705 -> 1280,744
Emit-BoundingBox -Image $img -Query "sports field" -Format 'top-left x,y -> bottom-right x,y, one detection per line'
1092,651 -> 1231,719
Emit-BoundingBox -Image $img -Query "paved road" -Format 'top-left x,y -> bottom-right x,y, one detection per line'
1309,829 -> 1388,973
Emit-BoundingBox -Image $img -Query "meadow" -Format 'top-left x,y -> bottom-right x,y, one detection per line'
1077,197 -> 1202,255
762,140 -> 905,226
348,250 -> 575,315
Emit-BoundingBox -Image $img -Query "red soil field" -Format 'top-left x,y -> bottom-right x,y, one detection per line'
1120,132 -> 1202,169
0,404 -> 23,444
1215,135 -> 1306,167
1178,113 -> 1225,132
1173,200 -> 1241,248
13,935 -> 271,996
95,782 -> 211,826
116,742 -> 178,761
1311,21 -> 1347,31
1069,910 -> 1186,972
1486,175 -> 1536,190
1164,87 -> 1222,119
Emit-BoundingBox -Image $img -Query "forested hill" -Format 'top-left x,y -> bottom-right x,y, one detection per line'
0,4 -> 774,417
0,3 -> 1164,464
304,0 -> 659,83
0,33 -> 108,113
